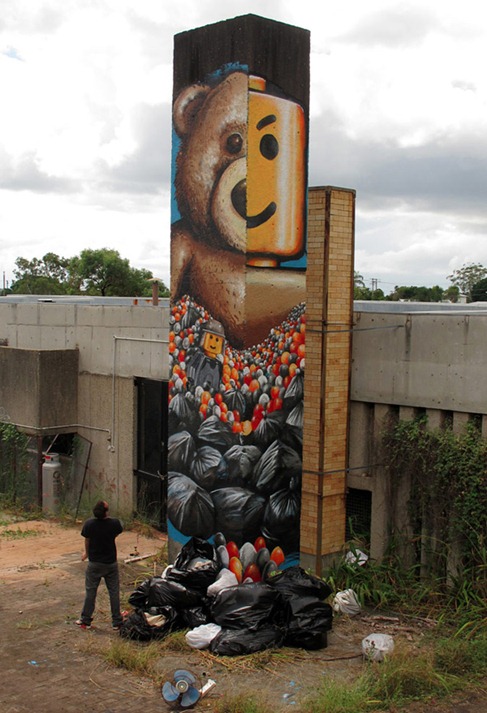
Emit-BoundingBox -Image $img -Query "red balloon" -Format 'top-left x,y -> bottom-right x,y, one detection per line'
243,563 -> 261,582
226,541 -> 239,559
270,546 -> 285,567
254,536 -> 267,551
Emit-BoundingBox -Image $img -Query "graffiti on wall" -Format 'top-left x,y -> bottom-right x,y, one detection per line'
168,64 -> 307,572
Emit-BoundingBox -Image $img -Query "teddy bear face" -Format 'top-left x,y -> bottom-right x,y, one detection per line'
173,70 -> 306,263
174,71 -> 248,252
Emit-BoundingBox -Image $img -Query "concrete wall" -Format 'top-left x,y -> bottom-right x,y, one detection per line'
349,307 -> 487,559
351,309 -> 487,413
0,299 -> 169,516
0,299 -> 169,378
0,347 -> 78,432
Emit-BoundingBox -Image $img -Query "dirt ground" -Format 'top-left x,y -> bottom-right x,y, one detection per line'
0,518 -> 485,713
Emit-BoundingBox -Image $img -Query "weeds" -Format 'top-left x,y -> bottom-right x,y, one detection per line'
102,638 -> 161,678
306,645 -> 460,711
0,527 -> 40,539
434,635 -> 487,677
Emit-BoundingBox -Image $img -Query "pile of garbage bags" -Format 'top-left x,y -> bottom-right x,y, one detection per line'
120,537 -> 333,656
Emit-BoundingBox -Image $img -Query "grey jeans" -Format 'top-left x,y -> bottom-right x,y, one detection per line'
80,560 -> 122,626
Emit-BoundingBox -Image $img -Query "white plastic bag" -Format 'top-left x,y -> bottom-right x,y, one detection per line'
345,549 -> 368,566
362,633 -> 395,662
332,589 -> 361,616
207,567 -> 238,596
185,623 -> 222,649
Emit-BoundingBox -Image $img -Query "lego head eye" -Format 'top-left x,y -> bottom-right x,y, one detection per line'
260,133 -> 279,160
226,133 -> 243,155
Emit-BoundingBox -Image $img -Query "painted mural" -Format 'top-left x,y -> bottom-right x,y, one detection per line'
168,64 -> 307,574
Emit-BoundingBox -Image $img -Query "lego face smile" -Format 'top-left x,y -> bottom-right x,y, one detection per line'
212,74 -> 306,266
246,81 -> 306,265
202,331 -> 224,358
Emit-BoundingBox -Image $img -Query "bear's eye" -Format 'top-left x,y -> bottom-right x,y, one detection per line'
226,133 -> 243,155
260,134 -> 279,160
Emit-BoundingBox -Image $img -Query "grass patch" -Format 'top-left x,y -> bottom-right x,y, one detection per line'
306,677 -> 371,713
434,634 -> 487,677
363,646 -> 458,704
102,638 -> 162,679
306,642 -> 466,712
0,528 -> 41,539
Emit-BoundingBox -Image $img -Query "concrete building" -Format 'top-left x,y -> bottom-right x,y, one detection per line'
0,296 -> 169,520
1,291 -> 486,562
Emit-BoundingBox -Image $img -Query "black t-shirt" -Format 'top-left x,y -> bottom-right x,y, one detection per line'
81,517 -> 123,564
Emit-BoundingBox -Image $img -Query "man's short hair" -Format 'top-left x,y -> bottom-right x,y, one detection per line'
93,500 -> 108,519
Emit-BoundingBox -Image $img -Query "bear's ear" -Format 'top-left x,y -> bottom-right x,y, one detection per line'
173,84 -> 211,138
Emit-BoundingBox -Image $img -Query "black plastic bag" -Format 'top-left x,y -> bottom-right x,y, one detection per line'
145,576 -> 203,610
191,446 -> 224,490
210,583 -> 286,631
180,605 -> 210,628
166,537 -> 219,592
210,625 -> 285,656
283,372 -> 303,408
128,578 -> 151,610
268,566 -> 332,601
168,431 -> 196,474
211,487 -> 266,546
119,607 -> 179,641
221,444 -> 262,487
198,415 -> 237,449
167,472 -> 215,539
253,411 -> 286,448
252,440 -> 302,495
267,566 -> 333,650
262,489 -> 301,554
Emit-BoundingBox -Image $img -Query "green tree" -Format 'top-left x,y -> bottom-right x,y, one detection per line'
388,285 -> 445,302
444,285 -> 459,303
11,253 -> 71,294
10,249 -> 169,298
447,263 -> 487,302
471,277 -> 487,302
76,248 -> 157,296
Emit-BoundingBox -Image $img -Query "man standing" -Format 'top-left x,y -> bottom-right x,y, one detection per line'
76,500 -> 124,630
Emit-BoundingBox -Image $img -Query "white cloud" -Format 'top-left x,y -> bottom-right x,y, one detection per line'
1,0 -> 487,294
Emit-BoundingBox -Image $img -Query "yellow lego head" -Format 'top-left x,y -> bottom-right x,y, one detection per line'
200,319 -> 225,359
246,76 -> 306,266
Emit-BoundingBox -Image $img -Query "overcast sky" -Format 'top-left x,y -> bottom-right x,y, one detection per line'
1,0 -> 486,293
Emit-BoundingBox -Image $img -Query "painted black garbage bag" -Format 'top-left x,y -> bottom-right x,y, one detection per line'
168,430 -> 196,472
210,487 -> 266,547
167,472 -> 215,539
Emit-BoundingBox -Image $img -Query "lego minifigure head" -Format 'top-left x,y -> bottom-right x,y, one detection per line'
200,319 -> 225,358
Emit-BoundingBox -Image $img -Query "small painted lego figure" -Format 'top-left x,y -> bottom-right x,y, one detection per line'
186,318 -> 225,391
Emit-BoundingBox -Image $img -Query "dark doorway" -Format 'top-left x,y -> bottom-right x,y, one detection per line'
345,488 -> 372,543
134,378 -> 168,530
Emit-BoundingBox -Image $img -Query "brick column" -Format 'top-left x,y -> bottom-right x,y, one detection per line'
300,186 -> 355,574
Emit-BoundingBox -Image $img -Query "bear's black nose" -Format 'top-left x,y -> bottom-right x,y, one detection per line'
231,178 -> 247,219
